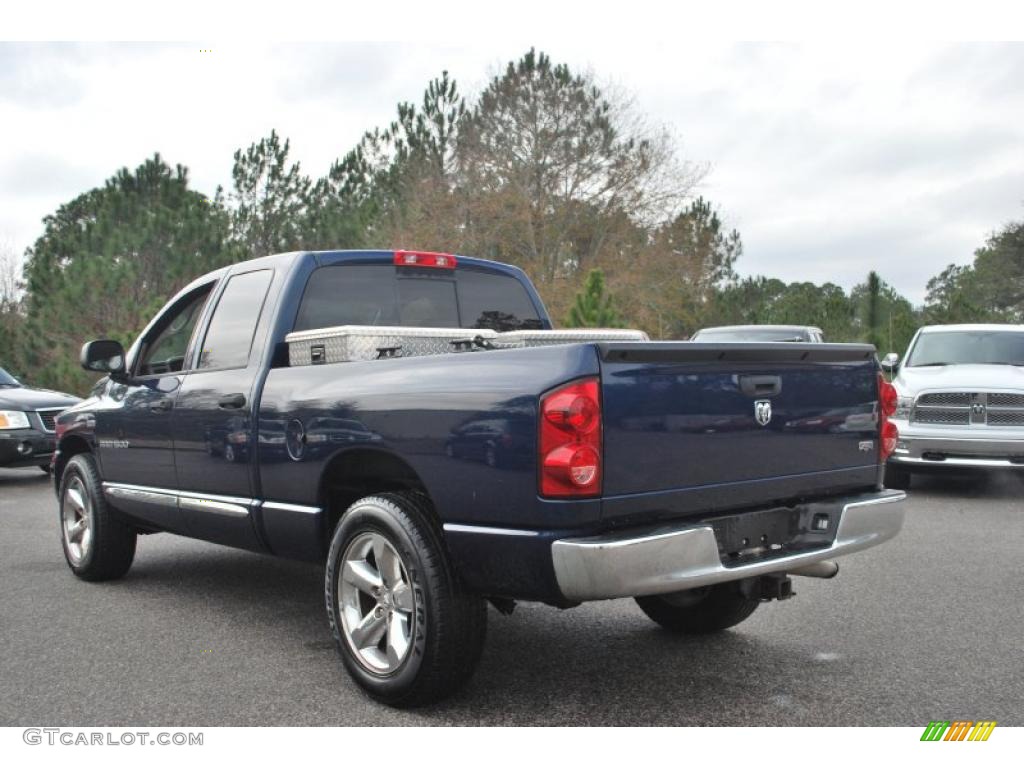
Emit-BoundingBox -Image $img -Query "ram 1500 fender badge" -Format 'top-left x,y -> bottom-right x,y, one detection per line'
754,399 -> 772,427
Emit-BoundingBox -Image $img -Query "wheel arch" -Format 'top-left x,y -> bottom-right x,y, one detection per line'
318,447 -> 437,551
53,435 -> 93,493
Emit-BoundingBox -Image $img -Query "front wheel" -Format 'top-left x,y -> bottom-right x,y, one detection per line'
635,582 -> 760,634
58,453 -> 137,581
325,492 -> 487,707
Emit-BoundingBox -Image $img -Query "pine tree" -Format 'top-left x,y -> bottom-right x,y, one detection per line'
229,130 -> 311,256
21,155 -> 236,393
565,269 -> 623,328
865,271 -> 882,350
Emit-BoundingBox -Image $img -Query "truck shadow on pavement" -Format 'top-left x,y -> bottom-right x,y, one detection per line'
112,544 -> 828,725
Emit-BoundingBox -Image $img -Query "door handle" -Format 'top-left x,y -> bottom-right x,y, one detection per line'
218,393 -> 247,409
739,375 -> 782,398
150,398 -> 173,413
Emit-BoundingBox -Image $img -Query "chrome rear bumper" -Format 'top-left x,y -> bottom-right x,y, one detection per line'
551,490 -> 906,602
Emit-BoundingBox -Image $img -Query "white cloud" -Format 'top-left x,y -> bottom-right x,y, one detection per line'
0,41 -> 1021,304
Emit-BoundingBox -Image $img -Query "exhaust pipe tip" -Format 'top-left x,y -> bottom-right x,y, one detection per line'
788,560 -> 839,579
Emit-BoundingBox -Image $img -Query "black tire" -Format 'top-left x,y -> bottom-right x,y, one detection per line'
39,463 -> 52,474
58,453 -> 137,581
325,492 -> 487,707
635,582 -> 760,634
884,464 -> 911,490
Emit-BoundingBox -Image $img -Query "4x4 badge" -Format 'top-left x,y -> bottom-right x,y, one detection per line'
754,399 -> 772,426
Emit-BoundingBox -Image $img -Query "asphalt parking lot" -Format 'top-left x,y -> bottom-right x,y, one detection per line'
1,467 -> 1021,726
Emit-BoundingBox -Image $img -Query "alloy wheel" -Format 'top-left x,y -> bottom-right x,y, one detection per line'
338,531 -> 416,675
62,476 -> 93,565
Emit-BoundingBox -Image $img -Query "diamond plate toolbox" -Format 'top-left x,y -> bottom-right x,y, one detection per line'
285,325 -> 651,366
285,325 -> 499,366
497,328 -> 649,347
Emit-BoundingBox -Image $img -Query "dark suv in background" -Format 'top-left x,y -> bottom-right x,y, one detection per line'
0,366 -> 80,472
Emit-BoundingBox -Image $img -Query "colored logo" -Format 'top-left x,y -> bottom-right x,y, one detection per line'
920,721 -> 996,741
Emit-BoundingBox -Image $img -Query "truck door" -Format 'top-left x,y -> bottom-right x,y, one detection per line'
171,268 -> 274,550
99,283 -> 214,533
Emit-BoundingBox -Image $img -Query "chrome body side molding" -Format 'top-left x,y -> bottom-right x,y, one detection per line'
261,500 -> 322,515
103,482 -> 254,518
442,523 -> 542,537
178,495 -> 251,518
103,483 -> 178,508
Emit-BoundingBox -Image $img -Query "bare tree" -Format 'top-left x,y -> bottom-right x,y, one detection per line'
0,237 -> 25,371
455,51 -> 704,286
377,51 -> 707,321
0,238 -> 21,309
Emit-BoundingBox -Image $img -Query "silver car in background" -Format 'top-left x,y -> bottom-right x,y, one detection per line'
691,324 -> 825,342
882,324 -> 1024,488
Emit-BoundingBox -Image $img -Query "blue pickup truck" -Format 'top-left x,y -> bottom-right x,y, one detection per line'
53,249 -> 905,706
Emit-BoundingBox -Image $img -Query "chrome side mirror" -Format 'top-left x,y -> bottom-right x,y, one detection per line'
880,352 -> 900,372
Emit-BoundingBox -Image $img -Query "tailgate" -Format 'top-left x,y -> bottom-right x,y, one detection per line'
598,342 -> 881,514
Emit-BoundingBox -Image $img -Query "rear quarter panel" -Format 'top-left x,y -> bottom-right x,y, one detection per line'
256,343 -> 600,536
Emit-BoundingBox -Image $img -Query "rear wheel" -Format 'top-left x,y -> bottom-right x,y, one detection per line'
38,463 -> 51,474
884,464 -> 911,490
58,453 -> 137,581
635,582 -> 760,634
325,492 -> 487,707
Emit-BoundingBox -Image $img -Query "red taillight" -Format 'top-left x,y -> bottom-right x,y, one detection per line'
878,374 -> 897,419
878,373 -> 898,459
540,378 -> 601,497
543,391 -> 599,433
393,250 -> 457,269
881,420 -> 899,458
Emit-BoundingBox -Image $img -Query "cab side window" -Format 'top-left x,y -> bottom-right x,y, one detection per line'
197,270 -> 273,371
136,287 -> 212,376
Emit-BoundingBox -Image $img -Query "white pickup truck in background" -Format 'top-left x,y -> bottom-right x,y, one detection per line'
882,323 -> 1024,488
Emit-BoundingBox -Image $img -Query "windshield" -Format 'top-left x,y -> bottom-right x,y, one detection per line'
907,330 -> 1024,367
692,328 -> 810,342
294,264 -> 544,332
0,366 -> 18,386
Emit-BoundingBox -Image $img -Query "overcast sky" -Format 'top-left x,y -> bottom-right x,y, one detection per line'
1,41 -> 1022,303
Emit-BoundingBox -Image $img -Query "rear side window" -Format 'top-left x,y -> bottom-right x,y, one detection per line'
198,270 -> 273,370
293,264 -> 542,332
